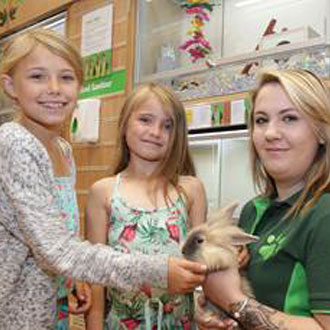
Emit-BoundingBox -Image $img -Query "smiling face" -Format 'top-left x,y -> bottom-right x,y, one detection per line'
1,44 -> 80,130
252,82 -> 320,190
125,96 -> 174,164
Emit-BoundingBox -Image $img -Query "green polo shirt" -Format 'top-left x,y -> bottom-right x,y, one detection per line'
240,192 -> 330,316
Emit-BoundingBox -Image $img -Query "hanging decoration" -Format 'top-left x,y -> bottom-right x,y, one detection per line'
177,0 -> 219,63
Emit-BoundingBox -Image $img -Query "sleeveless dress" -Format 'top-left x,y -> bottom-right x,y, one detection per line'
105,174 -> 195,330
53,138 -> 80,329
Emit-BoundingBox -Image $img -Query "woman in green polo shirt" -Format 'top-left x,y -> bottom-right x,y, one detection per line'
200,69 -> 330,329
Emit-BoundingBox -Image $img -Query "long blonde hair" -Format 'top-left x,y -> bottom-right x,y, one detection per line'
115,82 -> 195,203
249,69 -> 330,217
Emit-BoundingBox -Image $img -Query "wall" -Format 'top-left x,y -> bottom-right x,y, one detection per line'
0,0 -> 75,35
65,0 -> 137,236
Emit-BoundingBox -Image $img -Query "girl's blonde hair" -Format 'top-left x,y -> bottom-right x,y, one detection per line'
115,82 -> 195,201
249,69 -> 330,217
1,28 -> 84,85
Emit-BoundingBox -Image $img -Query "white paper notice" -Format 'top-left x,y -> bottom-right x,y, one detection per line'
187,104 -> 212,129
230,99 -> 246,125
81,4 -> 113,56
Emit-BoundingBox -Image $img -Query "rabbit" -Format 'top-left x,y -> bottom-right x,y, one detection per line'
181,203 -> 258,328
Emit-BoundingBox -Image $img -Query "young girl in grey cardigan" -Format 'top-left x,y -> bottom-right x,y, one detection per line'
0,29 -> 206,330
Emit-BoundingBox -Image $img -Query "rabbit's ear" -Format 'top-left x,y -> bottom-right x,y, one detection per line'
230,228 -> 259,246
231,233 -> 259,246
221,202 -> 239,220
208,202 -> 239,226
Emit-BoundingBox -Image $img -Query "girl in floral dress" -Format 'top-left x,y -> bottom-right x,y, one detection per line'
86,82 -> 208,330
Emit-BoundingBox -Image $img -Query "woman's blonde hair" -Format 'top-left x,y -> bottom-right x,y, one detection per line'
1,28 -> 84,85
249,69 -> 330,217
115,82 -> 195,202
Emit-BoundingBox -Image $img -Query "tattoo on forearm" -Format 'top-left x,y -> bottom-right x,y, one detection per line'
229,299 -> 289,330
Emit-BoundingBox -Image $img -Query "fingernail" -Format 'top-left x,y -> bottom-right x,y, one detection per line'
204,316 -> 211,323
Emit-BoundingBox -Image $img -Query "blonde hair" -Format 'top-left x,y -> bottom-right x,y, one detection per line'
1,28 -> 84,85
115,82 -> 195,201
249,69 -> 330,217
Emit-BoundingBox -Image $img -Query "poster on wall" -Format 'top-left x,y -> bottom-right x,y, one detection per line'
80,4 -> 126,99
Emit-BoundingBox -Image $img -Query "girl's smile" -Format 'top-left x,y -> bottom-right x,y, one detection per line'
125,96 -> 173,164
2,44 -> 79,131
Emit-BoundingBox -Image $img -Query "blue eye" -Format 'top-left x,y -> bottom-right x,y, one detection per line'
283,115 -> 298,123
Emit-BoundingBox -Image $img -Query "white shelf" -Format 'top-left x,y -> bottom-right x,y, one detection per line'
140,37 -> 329,83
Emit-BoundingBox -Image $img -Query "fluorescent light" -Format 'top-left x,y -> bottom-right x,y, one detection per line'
236,0 -> 303,8
235,0 -> 263,8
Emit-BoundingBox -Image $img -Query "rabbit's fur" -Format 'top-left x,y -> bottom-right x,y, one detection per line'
182,204 -> 258,326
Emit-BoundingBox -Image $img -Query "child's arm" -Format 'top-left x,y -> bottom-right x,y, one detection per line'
69,281 -> 92,314
184,176 -> 208,228
85,179 -> 112,330
0,134 -> 169,289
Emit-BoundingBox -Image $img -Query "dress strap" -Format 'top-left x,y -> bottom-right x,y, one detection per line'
112,172 -> 122,197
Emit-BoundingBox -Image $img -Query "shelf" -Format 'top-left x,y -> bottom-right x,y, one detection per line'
189,124 -> 247,135
140,37 -> 329,83
189,128 -> 249,142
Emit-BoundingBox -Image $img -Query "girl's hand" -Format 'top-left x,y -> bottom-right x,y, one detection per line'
237,245 -> 250,270
203,268 -> 247,312
195,291 -> 235,330
69,282 -> 92,314
168,257 -> 207,294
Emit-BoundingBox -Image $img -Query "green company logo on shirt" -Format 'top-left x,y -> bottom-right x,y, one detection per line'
258,233 -> 287,261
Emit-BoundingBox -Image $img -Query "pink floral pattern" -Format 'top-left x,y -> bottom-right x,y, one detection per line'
119,224 -> 137,242
104,174 -> 194,329
166,223 -> 180,243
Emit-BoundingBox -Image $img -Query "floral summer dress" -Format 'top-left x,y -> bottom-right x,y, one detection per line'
53,138 -> 80,329
105,173 -> 195,330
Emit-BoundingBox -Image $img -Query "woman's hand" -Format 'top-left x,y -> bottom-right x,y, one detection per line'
237,245 -> 250,270
168,257 -> 207,294
69,282 -> 92,314
203,268 -> 247,312
195,291 -> 235,330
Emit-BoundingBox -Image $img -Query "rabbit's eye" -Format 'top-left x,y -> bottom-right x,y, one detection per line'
195,236 -> 204,244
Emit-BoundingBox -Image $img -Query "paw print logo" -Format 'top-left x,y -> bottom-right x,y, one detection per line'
258,233 -> 286,261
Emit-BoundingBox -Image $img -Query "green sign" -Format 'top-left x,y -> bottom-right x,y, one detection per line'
80,69 -> 126,99
79,49 -> 126,99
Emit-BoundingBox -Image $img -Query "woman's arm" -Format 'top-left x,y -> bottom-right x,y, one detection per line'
228,298 -> 330,330
85,180 -> 111,330
203,268 -> 330,330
